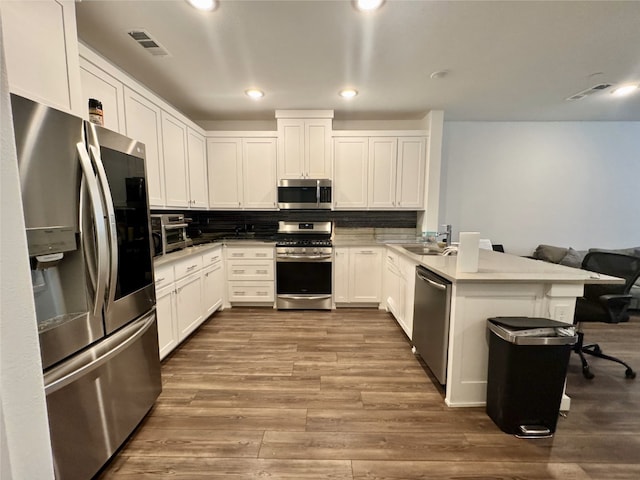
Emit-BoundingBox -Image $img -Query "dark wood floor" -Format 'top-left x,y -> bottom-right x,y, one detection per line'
97,308 -> 640,479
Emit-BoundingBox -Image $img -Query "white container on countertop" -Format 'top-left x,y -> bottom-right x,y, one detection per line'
457,232 -> 480,273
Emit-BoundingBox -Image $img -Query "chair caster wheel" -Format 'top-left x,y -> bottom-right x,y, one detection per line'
593,345 -> 602,354
583,367 -> 595,379
625,368 -> 636,379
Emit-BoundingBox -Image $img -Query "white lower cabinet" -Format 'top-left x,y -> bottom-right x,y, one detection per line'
334,247 -> 383,305
225,246 -> 275,305
153,245 -> 224,359
384,249 -> 416,338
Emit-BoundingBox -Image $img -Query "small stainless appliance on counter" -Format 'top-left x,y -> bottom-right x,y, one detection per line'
277,178 -> 332,209
11,94 -> 162,480
151,213 -> 192,256
413,265 -> 453,384
275,221 -> 333,309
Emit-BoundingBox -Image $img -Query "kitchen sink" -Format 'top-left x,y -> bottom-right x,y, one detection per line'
401,244 -> 444,256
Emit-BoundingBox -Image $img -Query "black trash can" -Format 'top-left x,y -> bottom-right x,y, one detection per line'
486,317 -> 577,438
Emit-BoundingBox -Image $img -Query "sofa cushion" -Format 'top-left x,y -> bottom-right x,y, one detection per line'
533,244 -> 568,263
588,247 -> 640,258
559,248 -> 587,268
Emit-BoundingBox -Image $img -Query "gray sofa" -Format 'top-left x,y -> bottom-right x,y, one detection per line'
532,244 -> 640,310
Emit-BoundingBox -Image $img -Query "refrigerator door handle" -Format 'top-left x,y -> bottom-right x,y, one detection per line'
44,311 -> 156,395
89,145 -> 118,311
77,142 -> 108,319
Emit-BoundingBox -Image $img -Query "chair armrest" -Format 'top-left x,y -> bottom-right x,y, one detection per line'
599,294 -> 633,323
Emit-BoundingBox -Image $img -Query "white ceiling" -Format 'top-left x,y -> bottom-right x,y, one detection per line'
75,0 -> 640,123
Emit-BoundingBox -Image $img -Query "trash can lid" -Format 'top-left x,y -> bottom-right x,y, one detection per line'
489,317 -> 573,330
487,317 -> 577,345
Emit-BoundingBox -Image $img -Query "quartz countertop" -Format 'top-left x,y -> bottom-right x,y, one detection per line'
387,245 -> 622,285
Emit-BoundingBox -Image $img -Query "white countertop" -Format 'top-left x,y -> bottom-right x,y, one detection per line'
387,245 -> 622,285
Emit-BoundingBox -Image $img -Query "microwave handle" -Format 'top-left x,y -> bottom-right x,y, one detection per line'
316,179 -> 320,208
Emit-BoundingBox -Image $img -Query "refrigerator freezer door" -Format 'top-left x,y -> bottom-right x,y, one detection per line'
44,311 -> 161,480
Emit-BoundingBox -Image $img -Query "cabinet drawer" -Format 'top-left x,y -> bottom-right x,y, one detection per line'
154,263 -> 175,290
226,247 -> 274,259
202,246 -> 223,266
174,255 -> 203,280
228,282 -> 274,302
227,260 -> 274,281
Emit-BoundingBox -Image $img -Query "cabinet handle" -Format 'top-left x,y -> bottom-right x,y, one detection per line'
187,264 -> 197,270
233,269 -> 245,274
156,277 -> 165,282
256,269 -> 268,274
256,253 -> 267,257
257,291 -> 268,296
359,251 -> 375,254
233,291 -> 246,296
232,253 -> 244,257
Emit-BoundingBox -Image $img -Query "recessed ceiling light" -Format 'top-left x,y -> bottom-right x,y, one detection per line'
245,89 -> 264,99
354,0 -> 384,12
611,83 -> 639,97
186,0 -> 217,11
339,89 -> 358,99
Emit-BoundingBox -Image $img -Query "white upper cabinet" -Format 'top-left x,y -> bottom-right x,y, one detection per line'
333,133 -> 427,211
186,128 -> 208,209
123,87 -> 165,207
242,138 -> 278,209
79,58 -> 126,134
161,111 -> 189,208
2,0 -> 82,116
368,137 -> 398,209
207,136 -> 277,210
333,137 -> 369,209
395,137 -> 426,209
207,138 -> 243,209
276,112 -> 333,180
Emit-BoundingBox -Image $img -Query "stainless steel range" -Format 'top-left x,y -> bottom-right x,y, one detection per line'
276,221 -> 332,310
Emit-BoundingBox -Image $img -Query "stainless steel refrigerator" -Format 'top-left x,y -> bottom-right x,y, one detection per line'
11,94 -> 162,480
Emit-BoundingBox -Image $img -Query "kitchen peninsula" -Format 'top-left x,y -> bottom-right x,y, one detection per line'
386,246 -> 621,408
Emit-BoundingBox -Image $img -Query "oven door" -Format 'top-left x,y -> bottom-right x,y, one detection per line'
276,254 -> 332,309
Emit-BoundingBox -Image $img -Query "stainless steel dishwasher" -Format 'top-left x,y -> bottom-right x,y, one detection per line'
413,265 -> 452,385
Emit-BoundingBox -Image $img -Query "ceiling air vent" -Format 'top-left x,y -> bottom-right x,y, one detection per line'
566,83 -> 613,101
127,30 -> 170,57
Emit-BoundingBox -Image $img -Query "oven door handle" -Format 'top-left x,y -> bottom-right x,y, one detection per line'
276,254 -> 332,260
163,223 -> 189,230
278,295 -> 332,301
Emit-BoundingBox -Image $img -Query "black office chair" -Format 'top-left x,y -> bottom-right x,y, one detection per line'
573,251 -> 640,379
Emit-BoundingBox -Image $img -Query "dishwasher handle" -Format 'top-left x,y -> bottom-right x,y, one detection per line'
416,269 -> 448,290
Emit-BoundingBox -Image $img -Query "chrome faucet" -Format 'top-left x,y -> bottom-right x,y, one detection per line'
437,224 -> 452,246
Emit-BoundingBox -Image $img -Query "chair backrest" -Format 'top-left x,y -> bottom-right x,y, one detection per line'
581,252 -> 640,298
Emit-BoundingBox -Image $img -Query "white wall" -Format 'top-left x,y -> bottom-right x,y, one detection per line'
0,12 -> 55,479
440,121 -> 640,256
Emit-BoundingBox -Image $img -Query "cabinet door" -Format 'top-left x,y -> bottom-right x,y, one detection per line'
396,137 -> 426,209
333,138 -> 368,209
123,87 -> 165,207
2,0 -> 82,115
277,119 -> 305,179
79,59 -> 126,134
207,138 -> 243,209
156,285 -> 178,360
306,119 -> 332,179
175,273 -> 204,341
349,248 -> 382,303
333,247 -> 350,303
162,112 -> 189,208
243,138 -> 277,209
187,128 -> 208,208
202,263 -> 223,317
368,137 -> 398,209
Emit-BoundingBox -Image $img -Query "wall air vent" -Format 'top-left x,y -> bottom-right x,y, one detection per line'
127,30 -> 170,57
566,83 -> 613,101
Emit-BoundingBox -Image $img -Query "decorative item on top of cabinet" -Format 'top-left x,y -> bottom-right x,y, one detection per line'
276,110 -> 333,180
334,246 -> 383,306
79,57 -> 126,134
207,134 -> 277,210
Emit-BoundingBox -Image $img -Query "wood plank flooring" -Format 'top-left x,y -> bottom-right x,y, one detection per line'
96,308 -> 640,479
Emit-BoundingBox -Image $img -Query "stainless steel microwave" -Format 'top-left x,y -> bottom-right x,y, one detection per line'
277,179 -> 332,209
151,214 -> 192,256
